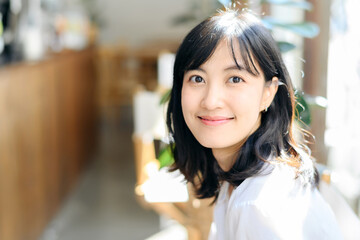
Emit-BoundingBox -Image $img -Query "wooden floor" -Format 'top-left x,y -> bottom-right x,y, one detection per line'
39,105 -> 162,240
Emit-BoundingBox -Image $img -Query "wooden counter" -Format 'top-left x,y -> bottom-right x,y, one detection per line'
0,47 -> 98,240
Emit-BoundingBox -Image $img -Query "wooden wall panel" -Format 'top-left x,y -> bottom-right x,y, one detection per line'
42,61 -> 62,220
0,47 -> 97,240
0,71 -> 22,240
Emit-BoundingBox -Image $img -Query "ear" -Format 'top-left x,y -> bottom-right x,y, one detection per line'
261,77 -> 279,112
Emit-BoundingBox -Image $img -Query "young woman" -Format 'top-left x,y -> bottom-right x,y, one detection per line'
166,9 -> 343,240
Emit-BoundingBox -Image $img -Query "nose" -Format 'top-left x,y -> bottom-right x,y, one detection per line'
200,83 -> 225,110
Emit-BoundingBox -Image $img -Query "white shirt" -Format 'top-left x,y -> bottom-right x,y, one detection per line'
208,163 -> 343,240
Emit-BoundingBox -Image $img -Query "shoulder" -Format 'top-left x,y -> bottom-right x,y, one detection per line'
229,162 -> 301,207
226,163 -> 343,239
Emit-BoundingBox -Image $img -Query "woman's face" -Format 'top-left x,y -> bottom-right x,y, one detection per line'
181,39 -> 275,171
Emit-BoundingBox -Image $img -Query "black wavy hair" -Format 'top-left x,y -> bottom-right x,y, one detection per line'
166,9 -> 318,201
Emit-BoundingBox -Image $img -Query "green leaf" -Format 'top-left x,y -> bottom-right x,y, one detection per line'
158,145 -> 174,168
0,21 -> 3,37
160,89 -> 171,105
284,22 -> 319,38
262,17 -> 319,38
261,0 -> 313,11
295,90 -> 311,126
277,41 -> 296,52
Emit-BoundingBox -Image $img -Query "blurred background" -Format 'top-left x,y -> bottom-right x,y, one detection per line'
0,0 -> 359,240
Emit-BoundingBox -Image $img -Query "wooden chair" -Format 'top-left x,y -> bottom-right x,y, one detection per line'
132,134 -> 213,240
132,90 -> 213,240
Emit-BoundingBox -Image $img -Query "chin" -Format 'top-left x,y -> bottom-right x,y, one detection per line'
196,138 -> 227,149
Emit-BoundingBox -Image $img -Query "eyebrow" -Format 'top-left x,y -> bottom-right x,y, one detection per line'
224,64 -> 245,71
191,64 -> 245,73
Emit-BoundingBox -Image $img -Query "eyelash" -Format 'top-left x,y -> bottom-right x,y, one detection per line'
228,76 -> 244,84
188,75 -> 245,84
189,75 -> 205,83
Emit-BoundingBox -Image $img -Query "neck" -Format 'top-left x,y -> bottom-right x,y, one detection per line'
212,146 -> 240,171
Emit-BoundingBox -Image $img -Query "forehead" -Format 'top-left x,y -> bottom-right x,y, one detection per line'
203,37 -> 260,76
202,39 -> 240,65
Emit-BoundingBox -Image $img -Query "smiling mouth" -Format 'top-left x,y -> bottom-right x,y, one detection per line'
198,116 -> 234,126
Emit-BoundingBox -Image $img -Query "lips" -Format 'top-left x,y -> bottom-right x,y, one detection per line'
198,116 -> 234,126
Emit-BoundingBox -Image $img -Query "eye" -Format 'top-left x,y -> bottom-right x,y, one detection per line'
189,75 -> 204,83
228,76 -> 244,84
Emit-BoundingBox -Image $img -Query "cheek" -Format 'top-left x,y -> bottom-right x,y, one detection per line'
181,88 -> 188,114
230,88 -> 263,113
181,87 -> 197,115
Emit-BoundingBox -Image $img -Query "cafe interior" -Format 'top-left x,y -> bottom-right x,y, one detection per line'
1,0 -> 360,239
